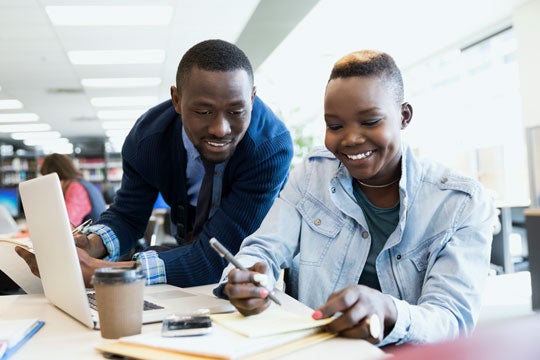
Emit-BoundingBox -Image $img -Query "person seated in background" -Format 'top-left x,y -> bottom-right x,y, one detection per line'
40,153 -> 107,226
16,39 -> 293,288
217,50 -> 495,346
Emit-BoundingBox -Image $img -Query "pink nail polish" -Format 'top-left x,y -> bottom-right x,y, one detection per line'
312,310 -> 323,320
260,288 -> 269,298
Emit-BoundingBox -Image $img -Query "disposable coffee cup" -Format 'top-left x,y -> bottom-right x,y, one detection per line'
91,266 -> 145,339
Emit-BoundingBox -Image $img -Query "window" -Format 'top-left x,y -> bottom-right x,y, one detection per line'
403,27 -> 529,206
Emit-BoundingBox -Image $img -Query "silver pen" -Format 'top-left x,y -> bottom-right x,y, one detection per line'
209,237 -> 282,305
71,219 -> 93,235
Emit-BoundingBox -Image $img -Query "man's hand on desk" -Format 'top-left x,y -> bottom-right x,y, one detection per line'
15,234 -> 136,288
75,246 -> 108,287
312,285 -> 398,344
77,248 -> 138,287
224,262 -> 272,316
73,233 -> 107,258
14,246 -> 40,278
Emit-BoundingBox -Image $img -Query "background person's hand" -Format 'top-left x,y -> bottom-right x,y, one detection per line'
73,232 -> 107,258
312,285 -> 398,344
14,246 -> 40,278
224,261 -> 272,316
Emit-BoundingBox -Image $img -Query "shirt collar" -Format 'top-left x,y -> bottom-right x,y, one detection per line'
182,125 -> 230,171
182,126 -> 200,160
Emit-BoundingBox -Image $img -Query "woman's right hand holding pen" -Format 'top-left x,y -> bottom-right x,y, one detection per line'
224,262 -> 273,316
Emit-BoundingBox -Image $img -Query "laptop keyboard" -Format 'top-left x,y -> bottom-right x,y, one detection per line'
87,292 -> 164,311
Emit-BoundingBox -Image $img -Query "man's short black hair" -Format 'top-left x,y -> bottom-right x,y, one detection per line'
329,50 -> 404,105
176,39 -> 254,88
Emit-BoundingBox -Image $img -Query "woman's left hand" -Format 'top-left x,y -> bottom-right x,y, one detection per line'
312,285 -> 397,344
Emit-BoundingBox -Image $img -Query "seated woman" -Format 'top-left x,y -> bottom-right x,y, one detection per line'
217,50 -> 496,346
40,153 -> 107,226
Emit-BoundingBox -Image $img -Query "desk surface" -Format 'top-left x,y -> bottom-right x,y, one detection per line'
0,285 -> 385,360
0,272 -> 534,360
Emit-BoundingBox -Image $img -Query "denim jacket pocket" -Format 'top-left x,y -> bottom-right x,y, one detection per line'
410,252 -> 429,272
297,195 -> 344,265
397,231 -> 448,302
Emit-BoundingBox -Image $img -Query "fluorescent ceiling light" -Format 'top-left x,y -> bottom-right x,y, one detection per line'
11,131 -> 61,140
0,99 -> 23,110
105,129 -> 130,138
46,6 -> 172,26
24,137 -> 69,146
37,143 -> 74,155
102,121 -> 136,130
0,113 -> 39,123
91,96 -> 158,107
68,49 -> 165,65
0,123 -> 51,133
81,77 -> 161,88
98,110 -> 143,120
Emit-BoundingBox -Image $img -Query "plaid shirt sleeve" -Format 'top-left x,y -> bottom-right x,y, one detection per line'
83,224 -> 120,261
133,250 -> 167,285
83,224 -> 167,285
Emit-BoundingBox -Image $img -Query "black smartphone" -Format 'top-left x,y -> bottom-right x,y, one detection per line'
161,312 -> 213,337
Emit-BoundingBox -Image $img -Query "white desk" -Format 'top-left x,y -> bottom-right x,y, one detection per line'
0,285 -> 385,360
2,271 -> 533,359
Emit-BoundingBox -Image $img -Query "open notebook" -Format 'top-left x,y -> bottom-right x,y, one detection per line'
18,173 -> 234,329
97,304 -> 336,360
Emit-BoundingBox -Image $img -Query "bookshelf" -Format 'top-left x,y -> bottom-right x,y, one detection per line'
72,139 -> 106,187
71,138 -> 123,203
74,156 -> 106,183
72,138 -> 123,186
0,139 -> 123,205
0,144 -> 40,187
104,150 -> 123,184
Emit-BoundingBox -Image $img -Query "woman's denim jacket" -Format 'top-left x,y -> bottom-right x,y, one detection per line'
227,145 -> 495,346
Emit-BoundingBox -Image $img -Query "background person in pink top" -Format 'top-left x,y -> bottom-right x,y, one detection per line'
40,153 -> 107,226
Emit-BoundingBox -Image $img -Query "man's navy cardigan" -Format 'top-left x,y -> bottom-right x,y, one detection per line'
97,97 -> 293,287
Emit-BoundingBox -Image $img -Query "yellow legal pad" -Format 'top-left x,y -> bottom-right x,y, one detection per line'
210,307 -> 333,337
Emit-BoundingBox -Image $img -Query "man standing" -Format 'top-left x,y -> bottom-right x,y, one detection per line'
17,39 -> 293,288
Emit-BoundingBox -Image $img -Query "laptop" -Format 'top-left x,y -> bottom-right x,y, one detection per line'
18,173 -> 234,329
